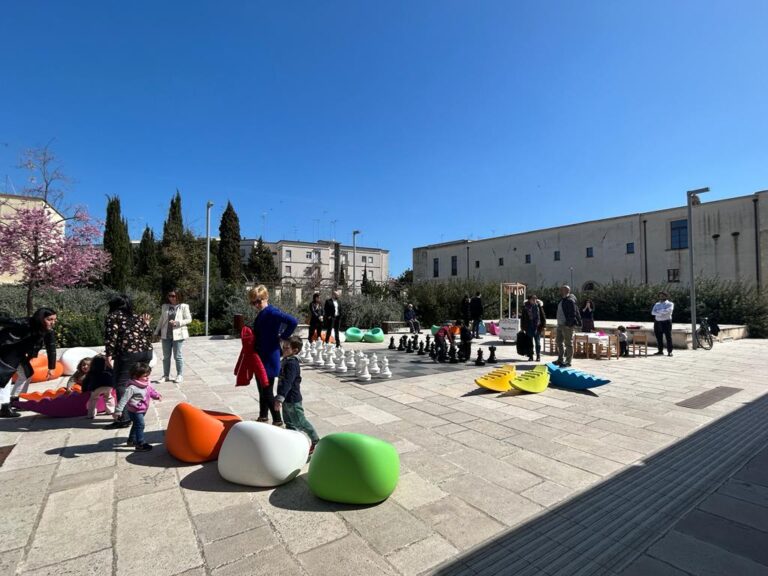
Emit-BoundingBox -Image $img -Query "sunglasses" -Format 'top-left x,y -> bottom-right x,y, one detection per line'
250,298 -> 262,306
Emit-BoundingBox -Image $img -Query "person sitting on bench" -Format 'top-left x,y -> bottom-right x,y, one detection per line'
404,304 -> 421,334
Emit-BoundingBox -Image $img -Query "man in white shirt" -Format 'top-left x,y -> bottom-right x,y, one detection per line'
323,291 -> 342,348
651,292 -> 674,356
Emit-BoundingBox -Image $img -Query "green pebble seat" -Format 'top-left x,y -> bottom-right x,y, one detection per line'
308,432 -> 400,504
345,327 -> 363,342
431,325 -> 440,335
362,327 -> 384,343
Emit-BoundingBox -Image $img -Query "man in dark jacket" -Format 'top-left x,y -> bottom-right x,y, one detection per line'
323,290 -> 342,347
555,285 -> 581,367
469,292 -> 484,338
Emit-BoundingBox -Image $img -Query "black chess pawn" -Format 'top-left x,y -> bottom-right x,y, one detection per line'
487,346 -> 498,363
448,344 -> 459,364
429,346 -> 437,361
397,336 -> 406,352
474,349 -> 486,366
406,339 -> 413,353
388,337 -> 396,350
417,341 -> 425,355
425,335 -> 431,348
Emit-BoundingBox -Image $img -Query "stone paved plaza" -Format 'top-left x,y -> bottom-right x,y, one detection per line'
1,336 -> 767,576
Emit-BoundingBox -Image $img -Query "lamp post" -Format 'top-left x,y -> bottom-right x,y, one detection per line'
569,266 -> 574,289
687,187 -> 709,349
352,230 -> 361,294
205,201 -> 213,336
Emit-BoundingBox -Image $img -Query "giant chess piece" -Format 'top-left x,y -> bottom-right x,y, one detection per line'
388,337 -> 396,350
429,345 -> 437,361
313,350 -> 324,366
411,335 -> 418,350
378,357 -> 392,378
475,349 -> 486,366
324,353 -> 336,370
487,346 -> 498,364
369,354 -> 380,375
405,339 -> 413,353
448,344 -> 459,364
356,354 -> 368,376
346,351 -> 357,370
397,336 -> 406,352
357,357 -> 371,382
417,342 -> 425,356
336,357 -> 348,373
425,334 -> 431,348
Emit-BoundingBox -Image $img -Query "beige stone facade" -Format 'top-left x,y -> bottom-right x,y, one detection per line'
240,238 -> 389,290
413,190 -> 768,290
0,194 -> 65,285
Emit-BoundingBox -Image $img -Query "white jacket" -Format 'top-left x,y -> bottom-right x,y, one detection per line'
155,303 -> 192,341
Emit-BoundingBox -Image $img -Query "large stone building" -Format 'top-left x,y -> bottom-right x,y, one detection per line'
0,194 -> 65,285
413,191 -> 767,290
240,239 -> 389,291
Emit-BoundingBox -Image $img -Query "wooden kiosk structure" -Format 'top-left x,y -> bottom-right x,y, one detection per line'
498,282 -> 526,342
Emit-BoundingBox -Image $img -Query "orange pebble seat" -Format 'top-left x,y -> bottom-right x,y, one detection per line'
165,402 -> 242,463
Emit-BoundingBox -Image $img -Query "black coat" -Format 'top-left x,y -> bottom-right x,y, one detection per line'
470,296 -> 483,318
0,317 -> 57,377
460,298 -> 471,319
324,298 -> 340,318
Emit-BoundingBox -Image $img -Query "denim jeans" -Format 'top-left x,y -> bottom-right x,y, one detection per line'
128,411 -> 146,444
527,322 -> 541,358
162,338 -> 185,378
282,402 -> 319,443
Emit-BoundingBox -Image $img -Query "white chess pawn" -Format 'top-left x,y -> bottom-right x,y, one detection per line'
313,350 -> 324,366
369,356 -> 380,375
324,353 -> 336,370
357,357 -> 371,381
336,358 -> 347,373
346,351 -> 356,369
378,357 -> 392,378
356,353 -> 368,375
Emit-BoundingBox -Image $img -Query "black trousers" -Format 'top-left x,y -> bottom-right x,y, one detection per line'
459,341 -> 471,361
308,318 -> 323,342
114,350 -> 152,424
324,317 -> 341,347
258,377 -> 282,423
653,320 -> 673,353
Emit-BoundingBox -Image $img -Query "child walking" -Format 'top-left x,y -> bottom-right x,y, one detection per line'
81,355 -> 116,418
113,362 -> 162,452
274,336 -> 320,454
617,326 -> 629,357
66,357 -> 92,392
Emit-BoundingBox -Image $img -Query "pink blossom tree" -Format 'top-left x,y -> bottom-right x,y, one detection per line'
0,205 -> 111,315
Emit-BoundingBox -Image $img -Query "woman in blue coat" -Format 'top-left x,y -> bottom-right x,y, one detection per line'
249,285 -> 298,426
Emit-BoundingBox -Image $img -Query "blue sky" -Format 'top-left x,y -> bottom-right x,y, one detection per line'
1,1 -> 766,275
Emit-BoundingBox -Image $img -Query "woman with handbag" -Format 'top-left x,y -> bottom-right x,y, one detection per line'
520,295 -> 547,362
154,288 -> 192,383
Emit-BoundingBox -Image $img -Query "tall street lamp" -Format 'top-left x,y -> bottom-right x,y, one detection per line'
205,201 -> 213,336
569,266 -> 574,289
687,187 -> 709,349
352,230 -> 361,294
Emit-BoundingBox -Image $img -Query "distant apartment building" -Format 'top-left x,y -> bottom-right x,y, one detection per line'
413,191 -> 767,290
0,194 -> 65,285
240,239 -> 389,291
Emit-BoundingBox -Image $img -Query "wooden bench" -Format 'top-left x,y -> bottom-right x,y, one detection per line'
382,321 -> 409,334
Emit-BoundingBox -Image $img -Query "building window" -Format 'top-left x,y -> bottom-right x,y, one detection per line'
525,254 -> 531,264
433,258 -> 439,278
305,251 -> 312,259
361,255 -> 367,263
670,219 -> 688,250
368,256 -> 373,263
451,255 -> 458,276
626,242 -> 635,254
498,257 -> 504,266
586,247 -> 593,258
667,268 -> 680,283
475,260 -> 480,268
342,252 -> 348,263
285,250 -> 292,260
554,251 -> 560,261
285,265 -> 292,274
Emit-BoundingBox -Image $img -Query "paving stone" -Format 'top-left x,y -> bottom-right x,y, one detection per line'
521,480 -> 574,507
298,533 -> 396,576
648,529 -> 768,576
391,471 -> 448,509
386,534 -> 458,576
440,474 -> 544,527
502,449 -> 601,490
619,554 -> 692,576
0,548 -> 23,576
194,503 -> 268,544
117,488 -> 202,576
339,499 -> 432,556
254,477 -> 348,554
698,492 -> 768,533
18,548 -> 113,576
23,479 -> 114,571
443,448 -> 542,493
413,495 -> 504,551
675,508 -> 768,566
49,465 -> 114,493
203,525 -> 278,569
212,544 -> 304,576
400,450 -> 464,482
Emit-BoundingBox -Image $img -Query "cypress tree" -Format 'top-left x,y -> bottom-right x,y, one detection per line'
246,237 -> 279,284
133,225 -> 160,291
162,190 -> 184,246
103,195 -> 132,290
218,201 -> 242,285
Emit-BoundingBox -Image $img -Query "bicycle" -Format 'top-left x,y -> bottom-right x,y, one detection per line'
695,316 -> 714,350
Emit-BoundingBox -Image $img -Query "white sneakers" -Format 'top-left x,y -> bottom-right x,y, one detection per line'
159,375 -> 183,383
175,375 -> 184,383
